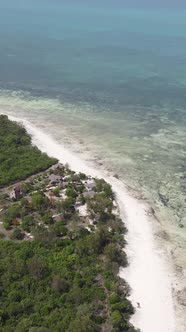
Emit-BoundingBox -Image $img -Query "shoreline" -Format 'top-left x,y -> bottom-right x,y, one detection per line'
6,114 -> 177,332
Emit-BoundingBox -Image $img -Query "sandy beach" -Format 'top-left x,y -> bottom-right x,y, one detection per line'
4,115 -> 180,332
0,1 -> 186,330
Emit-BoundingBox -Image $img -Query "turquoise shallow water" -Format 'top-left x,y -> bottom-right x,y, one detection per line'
0,1 -> 185,259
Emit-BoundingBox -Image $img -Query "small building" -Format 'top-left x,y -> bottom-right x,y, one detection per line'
84,180 -> 96,192
59,181 -> 68,189
9,191 -> 15,200
9,185 -> 23,200
83,191 -> 96,199
49,174 -> 62,185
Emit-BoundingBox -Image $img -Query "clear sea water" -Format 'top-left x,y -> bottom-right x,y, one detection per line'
0,1 -> 185,266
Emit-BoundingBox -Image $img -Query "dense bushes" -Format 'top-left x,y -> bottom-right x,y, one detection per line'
0,116 -> 139,332
0,221 -> 137,332
0,115 -> 57,186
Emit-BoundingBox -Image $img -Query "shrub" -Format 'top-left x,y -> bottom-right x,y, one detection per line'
11,229 -> 24,240
67,314 -> 98,332
62,197 -> 75,212
32,192 -> 48,211
109,292 -> 120,305
66,187 -> 77,199
22,215 -> 35,232
111,310 -> 123,327
3,204 -> 21,223
3,220 -> 11,230
79,172 -> 87,180
53,222 -> 68,236
29,328 -> 51,332
111,300 -> 134,315
0,115 -> 57,187
53,187 -> 60,197
42,213 -> 53,225
27,255 -> 47,281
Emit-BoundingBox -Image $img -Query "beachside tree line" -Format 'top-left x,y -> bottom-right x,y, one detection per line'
0,116 -> 139,332
0,115 -> 57,187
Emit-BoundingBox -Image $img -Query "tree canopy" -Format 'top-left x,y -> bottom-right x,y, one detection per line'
0,116 -> 139,332
0,115 -> 57,186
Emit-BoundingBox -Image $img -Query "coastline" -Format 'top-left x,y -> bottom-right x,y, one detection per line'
5,114 -> 179,332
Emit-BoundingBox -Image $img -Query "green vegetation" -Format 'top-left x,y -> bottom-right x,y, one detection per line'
22,215 -> 35,232
0,115 -> 57,186
0,221 -> 135,332
0,116 -> 139,332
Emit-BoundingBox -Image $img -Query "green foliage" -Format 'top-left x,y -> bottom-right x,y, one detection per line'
95,179 -> 113,198
111,299 -> 134,314
3,220 -> 12,230
20,197 -> 30,207
79,194 -> 86,205
32,192 -> 48,211
61,197 -> 75,212
52,222 -> 68,236
0,116 -> 137,332
104,243 -> 127,266
78,172 -> 87,180
27,255 -> 47,281
22,215 -> 35,232
53,187 -> 60,197
29,328 -> 51,332
87,194 -> 113,222
111,310 -> 123,327
11,229 -> 24,240
66,187 -> 77,199
0,115 -> 57,187
4,204 -> 21,221
0,222 -> 137,332
109,292 -> 120,305
3,204 -> 22,229
67,314 -> 98,332
42,213 -> 53,225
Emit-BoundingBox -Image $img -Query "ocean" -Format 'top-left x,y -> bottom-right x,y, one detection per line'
0,0 -> 185,329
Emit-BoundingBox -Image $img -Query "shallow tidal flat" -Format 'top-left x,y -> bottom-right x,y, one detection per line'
1,91 -> 185,229
1,91 -> 186,304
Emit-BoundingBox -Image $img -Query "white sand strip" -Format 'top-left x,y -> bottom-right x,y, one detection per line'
7,115 -> 176,332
